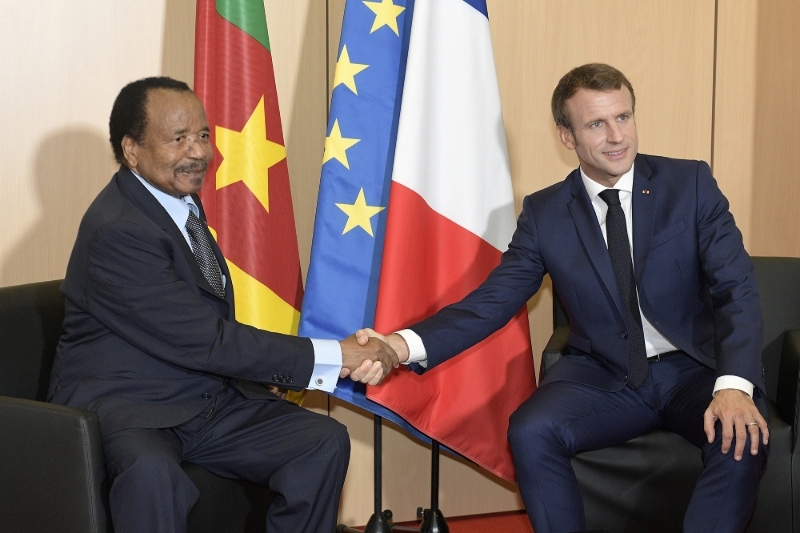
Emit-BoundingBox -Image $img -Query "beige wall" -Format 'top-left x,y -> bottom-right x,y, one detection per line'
2,0 -> 798,527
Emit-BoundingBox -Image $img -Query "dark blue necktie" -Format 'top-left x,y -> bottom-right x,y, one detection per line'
599,189 -> 649,388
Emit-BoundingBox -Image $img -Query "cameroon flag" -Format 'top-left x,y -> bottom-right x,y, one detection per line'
194,0 -> 305,402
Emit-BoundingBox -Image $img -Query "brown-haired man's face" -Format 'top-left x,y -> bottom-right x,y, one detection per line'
557,86 -> 638,188
121,88 -> 213,197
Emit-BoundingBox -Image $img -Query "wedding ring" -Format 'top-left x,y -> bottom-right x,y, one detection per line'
746,422 -> 758,426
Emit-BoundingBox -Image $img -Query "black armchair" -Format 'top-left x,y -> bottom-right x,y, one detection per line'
540,256 -> 800,533
0,280 -> 272,533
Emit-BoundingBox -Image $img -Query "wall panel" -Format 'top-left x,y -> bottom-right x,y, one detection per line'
0,0 -> 186,286
749,0 -> 800,256
265,1 -> 328,275
715,0 -> 800,257
714,0 -> 759,249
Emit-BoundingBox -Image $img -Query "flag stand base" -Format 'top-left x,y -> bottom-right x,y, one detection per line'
417,440 -> 449,533
417,508 -> 449,533
337,416 -> 449,533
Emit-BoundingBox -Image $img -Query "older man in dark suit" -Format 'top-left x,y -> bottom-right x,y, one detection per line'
48,77 -> 398,533
361,63 -> 769,533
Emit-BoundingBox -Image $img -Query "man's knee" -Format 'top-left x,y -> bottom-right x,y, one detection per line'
508,398 -> 558,452
270,414 -> 350,487
288,412 -> 351,468
707,428 -> 769,476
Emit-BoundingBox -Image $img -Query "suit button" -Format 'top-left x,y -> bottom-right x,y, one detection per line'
202,392 -> 211,400
287,377 -> 293,384
272,374 -> 279,381
620,332 -> 628,339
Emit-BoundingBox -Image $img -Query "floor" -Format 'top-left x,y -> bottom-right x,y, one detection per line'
351,510 -> 534,533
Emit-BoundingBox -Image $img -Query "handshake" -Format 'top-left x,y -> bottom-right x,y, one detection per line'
338,329 -> 411,386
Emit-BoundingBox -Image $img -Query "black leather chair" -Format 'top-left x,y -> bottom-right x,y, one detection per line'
0,280 -> 272,533
540,256 -> 800,533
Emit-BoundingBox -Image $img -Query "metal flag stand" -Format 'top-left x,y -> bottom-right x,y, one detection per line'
337,415 -> 449,533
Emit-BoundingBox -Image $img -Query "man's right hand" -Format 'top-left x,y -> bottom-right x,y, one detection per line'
339,335 -> 399,385
355,328 -> 410,363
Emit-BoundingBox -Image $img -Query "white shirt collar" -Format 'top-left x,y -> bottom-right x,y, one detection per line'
132,171 -> 199,230
580,163 -> 635,200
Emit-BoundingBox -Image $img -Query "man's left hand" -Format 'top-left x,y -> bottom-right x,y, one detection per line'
704,389 -> 769,460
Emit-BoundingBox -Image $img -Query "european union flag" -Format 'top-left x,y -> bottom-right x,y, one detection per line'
299,0 -> 424,437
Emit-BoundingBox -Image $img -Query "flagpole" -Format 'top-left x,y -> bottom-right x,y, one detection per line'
361,414 -> 393,533
418,440 -> 449,533
337,415 -> 430,533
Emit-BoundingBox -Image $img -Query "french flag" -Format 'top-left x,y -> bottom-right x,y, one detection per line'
367,0 -> 536,483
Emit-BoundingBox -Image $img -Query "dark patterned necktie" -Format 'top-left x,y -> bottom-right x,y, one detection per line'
185,209 -> 225,299
598,189 -> 649,388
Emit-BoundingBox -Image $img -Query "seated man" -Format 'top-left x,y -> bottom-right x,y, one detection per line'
48,76 -> 397,533
362,63 -> 769,533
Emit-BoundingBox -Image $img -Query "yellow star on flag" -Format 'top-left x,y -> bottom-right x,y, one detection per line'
334,45 -> 369,95
323,119 -> 360,169
335,188 -> 386,237
215,96 -> 285,213
363,0 -> 405,36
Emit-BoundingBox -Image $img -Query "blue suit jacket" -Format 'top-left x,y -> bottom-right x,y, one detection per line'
410,154 -> 764,395
48,167 -> 315,435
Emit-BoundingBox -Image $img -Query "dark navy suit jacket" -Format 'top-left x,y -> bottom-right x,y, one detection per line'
410,154 -> 764,395
48,167 -> 315,436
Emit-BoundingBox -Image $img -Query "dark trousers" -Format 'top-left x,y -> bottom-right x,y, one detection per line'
103,385 -> 350,533
508,352 -> 769,533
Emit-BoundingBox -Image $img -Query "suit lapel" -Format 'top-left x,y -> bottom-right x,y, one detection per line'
567,170 -> 626,320
631,155 -> 655,286
115,168 -> 230,307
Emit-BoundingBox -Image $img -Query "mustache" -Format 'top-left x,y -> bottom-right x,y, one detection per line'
175,161 -> 209,173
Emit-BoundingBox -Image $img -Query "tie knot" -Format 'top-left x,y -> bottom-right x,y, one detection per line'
598,189 -> 622,206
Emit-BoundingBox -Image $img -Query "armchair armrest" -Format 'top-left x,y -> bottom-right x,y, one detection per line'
777,330 -> 800,451
540,324 -> 570,379
0,396 -> 109,533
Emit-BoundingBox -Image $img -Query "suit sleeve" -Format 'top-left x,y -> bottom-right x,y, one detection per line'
84,217 -> 315,389
695,162 -> 764,391
409,195 -> 545,370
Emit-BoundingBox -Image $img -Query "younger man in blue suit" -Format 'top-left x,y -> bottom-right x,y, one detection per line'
361,63 -> 769,533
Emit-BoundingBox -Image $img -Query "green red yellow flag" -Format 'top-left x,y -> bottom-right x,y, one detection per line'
194,0 -> 305,402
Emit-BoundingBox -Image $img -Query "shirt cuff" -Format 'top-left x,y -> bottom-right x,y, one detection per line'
307,338 -> 342,393
713,375 -> 754,398
396,329 -> 428,368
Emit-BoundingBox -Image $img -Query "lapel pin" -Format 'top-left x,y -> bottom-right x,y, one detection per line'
642,189 -> 650,194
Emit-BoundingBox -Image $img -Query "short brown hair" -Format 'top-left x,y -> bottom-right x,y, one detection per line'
551,63 -> 635,130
